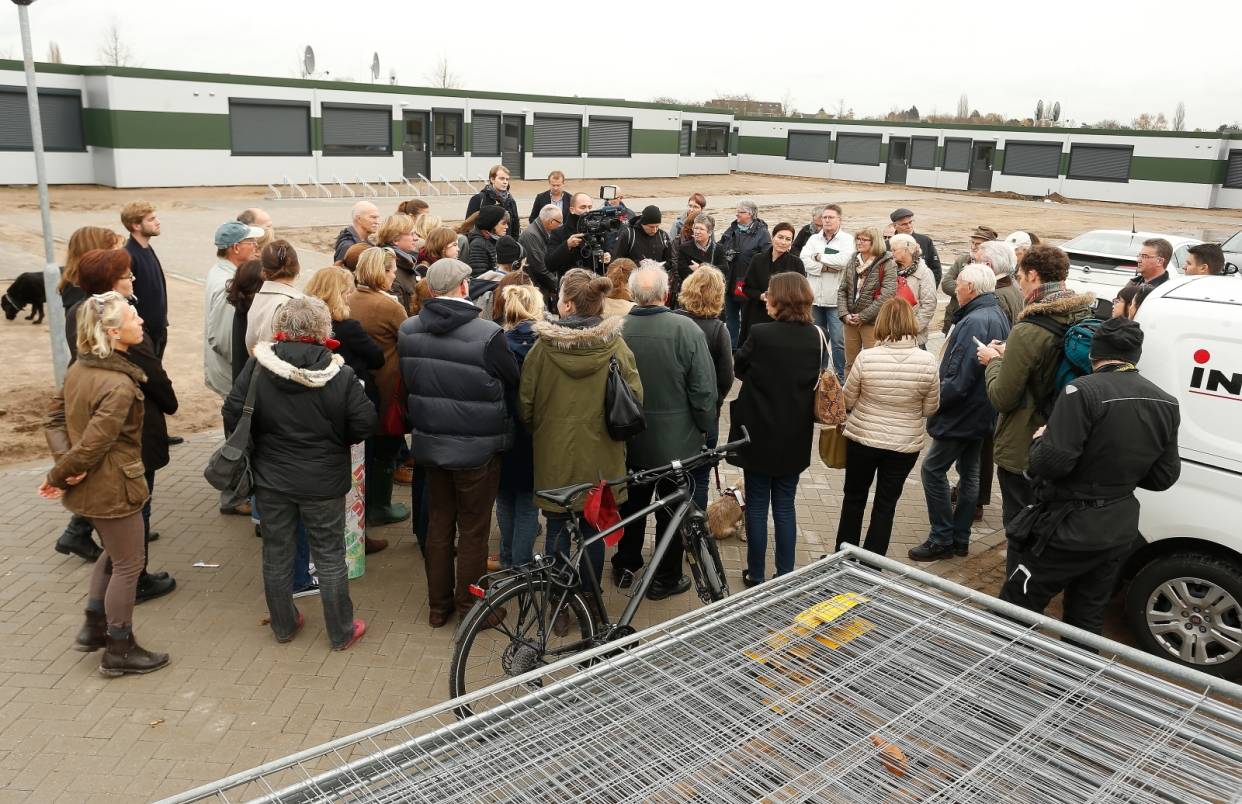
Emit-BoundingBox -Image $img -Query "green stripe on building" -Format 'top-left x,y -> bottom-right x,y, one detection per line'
632,129 -> 677,154
84,109 -> 227,149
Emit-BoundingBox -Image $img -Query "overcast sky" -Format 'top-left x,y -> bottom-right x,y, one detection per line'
5,0 -> 1240,130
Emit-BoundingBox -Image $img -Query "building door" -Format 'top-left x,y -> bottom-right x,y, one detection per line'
402,110 -> 430,179
968,142 -> 995,191
885,137 -> 909,184
501,114 -> 524,180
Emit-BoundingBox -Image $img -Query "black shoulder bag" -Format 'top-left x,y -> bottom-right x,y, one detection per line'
605,356 -> 645,441
203,367 -> 260,506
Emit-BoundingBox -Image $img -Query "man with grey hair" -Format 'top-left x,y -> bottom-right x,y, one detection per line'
911,264 -> 1012,561
333,201 -> 380,262
237,207 -> 274,249
612,266 -> 718,599
792,205 -> 824,255
520,203 -> 563,305
975,240 -> 1024,325
398,258 -> 519,628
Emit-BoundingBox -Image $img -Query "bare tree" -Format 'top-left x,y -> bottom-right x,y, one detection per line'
1132,112 -> 1168,131
426,54 -> 461,89
651,96 -> 688,105
47,41 -> 63,64
832,98 -> 854,119
98,21 -> 135,67
779,90 -> 797,117
956,93 -> 969,120
1173,101 -> 1186,132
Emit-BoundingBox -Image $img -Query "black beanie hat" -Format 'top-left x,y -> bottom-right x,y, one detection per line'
1089,317 -> 1144,364
495,235 -> 523,265
476,205 -> 506,232
640,205 -> 662,225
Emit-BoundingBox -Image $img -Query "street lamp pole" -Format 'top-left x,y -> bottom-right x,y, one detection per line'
14,0 -> 69,386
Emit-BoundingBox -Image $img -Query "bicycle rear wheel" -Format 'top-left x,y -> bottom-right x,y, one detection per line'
684,515 -> 730,603
449,577 -> 595,718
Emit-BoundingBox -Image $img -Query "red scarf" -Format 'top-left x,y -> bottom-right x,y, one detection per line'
274,332 -> 340,350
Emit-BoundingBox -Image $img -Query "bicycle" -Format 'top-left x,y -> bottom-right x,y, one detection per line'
448,428 -> 751,716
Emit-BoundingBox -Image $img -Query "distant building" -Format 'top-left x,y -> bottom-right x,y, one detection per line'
706,98 -> 783,117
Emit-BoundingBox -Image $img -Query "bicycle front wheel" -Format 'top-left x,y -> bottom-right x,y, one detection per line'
449,577 -> 595,717
685,516 -> 730,604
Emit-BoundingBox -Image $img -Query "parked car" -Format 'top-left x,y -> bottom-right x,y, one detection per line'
1221,230 -> 1242,272
1120,275 -> 1242,677
1060,229 -> 1202,317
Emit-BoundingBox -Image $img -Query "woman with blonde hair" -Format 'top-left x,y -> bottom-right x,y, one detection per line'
837,225 -> 897,378
41,292 -> 171,675
59,225 -> 123,305
350,247 -> 409,532
675,266 -> 734,511
835,299 -> 939,556
304,267 -> 384,403
603,258 -> 638,318
888,233 -> 938,346
376,213 -> 420,314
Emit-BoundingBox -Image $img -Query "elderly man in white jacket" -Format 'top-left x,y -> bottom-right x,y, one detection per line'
799,203 -> 853,381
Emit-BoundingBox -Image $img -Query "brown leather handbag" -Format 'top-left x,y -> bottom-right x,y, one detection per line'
813,326 -> 847,426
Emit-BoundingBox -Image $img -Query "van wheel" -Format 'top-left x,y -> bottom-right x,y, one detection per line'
1124,553 -> 1242,678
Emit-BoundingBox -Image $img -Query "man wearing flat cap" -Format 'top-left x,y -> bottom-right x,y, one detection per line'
998,317 -> 1180,640
888,208 -> 941,285
941,225 -> 999,334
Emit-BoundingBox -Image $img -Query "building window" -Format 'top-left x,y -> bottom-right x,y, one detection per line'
587,116 -> 631,158
533,114 -> 581,157
786,131 -> 831,162
1002,141 -> 1062,178
834,133 -> 882,166
1067,144 -> 1133,182
228,99 -> 310,156
470,112 -> 500,156
433,110 -> 463,155
695,123 -> 728,155
1227,150 -> 1242,190
679,122 -> 692,156
942,138 -> 971,172
0,86 -> 85,152
321,103 -> 391,156
910,136 -> 936,170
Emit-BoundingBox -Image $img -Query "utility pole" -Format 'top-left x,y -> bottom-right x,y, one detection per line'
14,0 -> 69,385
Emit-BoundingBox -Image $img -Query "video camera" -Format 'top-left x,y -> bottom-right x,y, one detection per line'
575,185 -> 626,267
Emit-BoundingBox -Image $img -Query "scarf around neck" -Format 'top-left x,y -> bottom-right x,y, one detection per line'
1025,281 -> 1074,305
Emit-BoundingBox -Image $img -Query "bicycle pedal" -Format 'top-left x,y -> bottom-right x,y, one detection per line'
618,568 -> 645,599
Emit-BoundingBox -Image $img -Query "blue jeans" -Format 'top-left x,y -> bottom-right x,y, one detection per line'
743,471 -> 800,581
252,494 -> 312,589
544,513 -> 604,584
691,421 -> 720,513
496,487 -> 540,568
723,295 -> 742,350
812,305 -> 846,383
921,437 -> 983,548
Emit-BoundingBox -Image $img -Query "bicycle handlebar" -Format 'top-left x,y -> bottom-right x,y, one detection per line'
620,425 -> 750,489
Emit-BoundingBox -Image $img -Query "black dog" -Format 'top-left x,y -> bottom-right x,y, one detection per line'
2,271 -> 46,324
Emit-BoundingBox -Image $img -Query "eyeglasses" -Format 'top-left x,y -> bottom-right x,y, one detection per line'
120,273 -> 135,281
856,238 -> 873,243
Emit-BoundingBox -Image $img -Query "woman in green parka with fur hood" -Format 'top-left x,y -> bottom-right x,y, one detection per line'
519,268 -> 643,582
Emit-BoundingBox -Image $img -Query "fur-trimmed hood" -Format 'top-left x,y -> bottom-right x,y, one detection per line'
532,315 -> 625,350
1018,291 -> 1095,322
255,340 -> 343,389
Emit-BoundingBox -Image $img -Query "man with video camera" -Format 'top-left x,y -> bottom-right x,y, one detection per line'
547,190 -> 629,276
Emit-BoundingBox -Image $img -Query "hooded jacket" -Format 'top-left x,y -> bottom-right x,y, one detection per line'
519,315 -> 642,512
223,341 -> 376,499
333,226 -> 369,263
927,292 -> 1011,441
719,218 -> 772,286
984,291 -> 1095,473
398,297 -> 519,470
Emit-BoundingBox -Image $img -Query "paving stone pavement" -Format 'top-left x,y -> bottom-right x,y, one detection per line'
0,425 -> 1013,802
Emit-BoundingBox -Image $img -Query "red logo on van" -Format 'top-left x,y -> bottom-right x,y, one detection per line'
1190,349 -> 1241,401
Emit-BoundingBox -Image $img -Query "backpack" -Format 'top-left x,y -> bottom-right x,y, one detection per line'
1025,315 -> 1102,417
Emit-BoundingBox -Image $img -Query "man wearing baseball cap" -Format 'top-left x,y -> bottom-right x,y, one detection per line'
940,225 -> 998,334
398,259 -> 520,628
889,208 -> 942,285
205,221 -> 264,397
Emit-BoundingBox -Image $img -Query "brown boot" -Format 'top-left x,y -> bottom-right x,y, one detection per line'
99,631 -> 169,677
364,536 -> 389,555
74,610 -> 107,652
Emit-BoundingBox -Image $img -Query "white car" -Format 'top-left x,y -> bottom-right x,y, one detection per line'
1121,276 -> 1242,677
1061,229 -> 1202,314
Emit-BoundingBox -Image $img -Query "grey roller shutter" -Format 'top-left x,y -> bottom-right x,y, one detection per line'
0,87 -> 85,152
943,138 -> 971,171
679,122 -> 692,156
1003,142 -> 1061,177
835,133 -> 881,165
229,100 -> 310,155
1067,145 -> 1131,181
470,113 -> 499,155
910,137 -> 936,169
1227,151 -> 1242,189
322,104 -> 391,154
787,131 -> 830,162
588,117 -> 630,157
533,115 -> 580,156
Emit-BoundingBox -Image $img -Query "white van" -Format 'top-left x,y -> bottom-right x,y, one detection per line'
1122,275 -> 1242,677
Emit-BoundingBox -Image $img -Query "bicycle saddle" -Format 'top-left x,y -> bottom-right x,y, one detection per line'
534,481 -> 596,509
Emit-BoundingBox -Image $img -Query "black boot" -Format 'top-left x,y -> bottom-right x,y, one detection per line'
55,516 -> 101,562
135,537 -> 175,603
99,629 -> 169,677
74,609 -> 107,652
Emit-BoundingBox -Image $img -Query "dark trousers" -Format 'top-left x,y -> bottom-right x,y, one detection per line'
425,456 -> 501,618
254,488 -> 354,647
835,440 -> 919,557
690,421 -> 720,512
978,430 -> 996,505
410,464 -> 429,553
999,540 -> 1130,642
545,513 -> 605,585
722,295 -> 742,350
997,467 -> 1035,539
614,475 -> 684,585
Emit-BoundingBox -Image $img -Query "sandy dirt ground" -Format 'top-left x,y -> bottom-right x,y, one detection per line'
1,173 -> 1239,465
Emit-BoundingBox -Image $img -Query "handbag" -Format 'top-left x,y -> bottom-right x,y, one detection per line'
380,373 -> 409,436
706,464 -> 746,540
813,327 -> 847,426
604,356 -> 645,440
895,273 -> 918,306
204,367 -> 260,506
818,425 -> 848,469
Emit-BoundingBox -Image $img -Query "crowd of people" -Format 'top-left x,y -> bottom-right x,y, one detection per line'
37,168 -> 1193,676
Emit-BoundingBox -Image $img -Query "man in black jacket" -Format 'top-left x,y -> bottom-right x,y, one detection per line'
527,169 -> 570,224
398,259 -> 520,628
998,317 -> 1180,639
465,164 -> 521,236
120,200 -> 169,356
614,206 -> 679,297
546,192 -> 598,274
520,203 -> 564,305
890,207 -> 941,285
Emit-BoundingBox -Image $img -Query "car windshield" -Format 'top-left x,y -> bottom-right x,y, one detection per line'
1061,231 -> 1147,258
1224,231 -> 1242,252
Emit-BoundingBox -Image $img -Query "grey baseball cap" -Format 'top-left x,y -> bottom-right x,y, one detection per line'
214,221 -> 264,248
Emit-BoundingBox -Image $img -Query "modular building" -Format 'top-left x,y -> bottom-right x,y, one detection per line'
2,61 -> 1240,210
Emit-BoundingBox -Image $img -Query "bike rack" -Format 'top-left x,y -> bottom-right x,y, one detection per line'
331,176 -> 355,198
355,177 -> 377,197
460,175 -> 478,194
283,175 -> 308,199
379,178 -> 401,197
401,177 -> 421,196
265,182 -> 282,200
416,173 -> 439,196
310,176 -> 332,198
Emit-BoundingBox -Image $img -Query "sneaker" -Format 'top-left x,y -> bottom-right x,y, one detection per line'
908,540 -> 954,562
292,578 -> 320,598
335,619 -> 367,651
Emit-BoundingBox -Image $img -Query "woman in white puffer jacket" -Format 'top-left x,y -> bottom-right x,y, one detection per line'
835,298 -> 939,556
